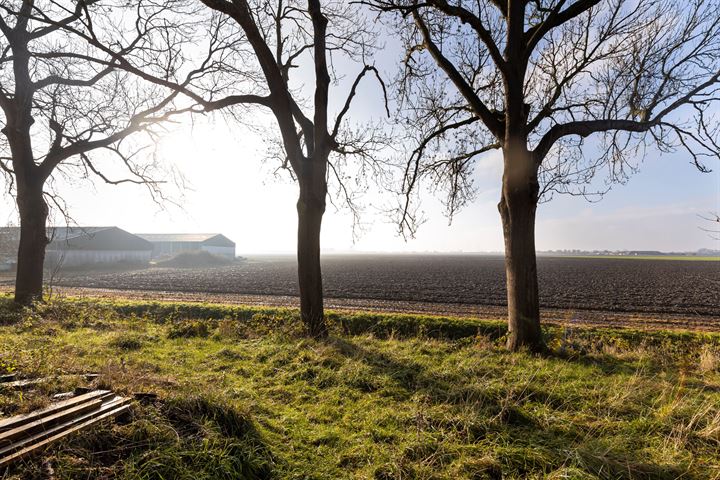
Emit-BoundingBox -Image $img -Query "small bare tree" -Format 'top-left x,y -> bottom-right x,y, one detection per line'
369,0 -> 720,350
0,0 -> 208,304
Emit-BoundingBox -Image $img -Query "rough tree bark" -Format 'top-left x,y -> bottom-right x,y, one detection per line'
499,142 -> 542,351
14,181 -> 49,304
297,164 -> 328,338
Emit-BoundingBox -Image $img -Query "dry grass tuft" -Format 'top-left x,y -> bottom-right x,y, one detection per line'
699,345 -> 719,373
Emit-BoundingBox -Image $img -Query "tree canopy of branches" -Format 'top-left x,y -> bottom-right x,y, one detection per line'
172,0 -> 390,337
369,0 -> 720,350
0,0 -> 206,304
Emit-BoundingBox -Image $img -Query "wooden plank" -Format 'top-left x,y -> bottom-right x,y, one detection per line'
0,396 -> 131,459
0,374 -> 101,392
0,398 -> 104,447
0,379 -> 46,391
0,391 -> 111,433
51,392 -> 75,401
0,400 -> 131,467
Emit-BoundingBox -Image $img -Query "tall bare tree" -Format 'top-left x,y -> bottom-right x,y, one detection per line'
368,0 -> 720,350
0,0 -> 205,304
180,0 -> 389,337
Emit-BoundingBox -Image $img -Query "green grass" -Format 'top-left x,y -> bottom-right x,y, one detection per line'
0,296 -> 719,479
564,255 -> 720,261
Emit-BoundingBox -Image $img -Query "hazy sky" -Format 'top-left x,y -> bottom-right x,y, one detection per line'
1,114 -> 715,254
0,7 -> 718,254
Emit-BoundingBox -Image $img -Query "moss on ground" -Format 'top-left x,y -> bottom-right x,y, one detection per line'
0,295 -> 718,479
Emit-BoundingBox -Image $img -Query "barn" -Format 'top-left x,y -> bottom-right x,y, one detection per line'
136,233 -> 236,259
0,226 -> 153,268
46,227 -> 153,267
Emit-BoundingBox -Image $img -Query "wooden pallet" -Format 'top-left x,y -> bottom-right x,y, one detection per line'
0,390 -> 131,467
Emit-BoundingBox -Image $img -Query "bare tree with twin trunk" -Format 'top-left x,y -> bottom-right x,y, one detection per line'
0,0 -> 206,304
369,0 -> 720,350
186,0 -> 388,338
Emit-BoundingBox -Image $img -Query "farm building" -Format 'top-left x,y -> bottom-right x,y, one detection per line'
47,227 -> 153,266
136,233 -> 236,259
0,226 -> 153,267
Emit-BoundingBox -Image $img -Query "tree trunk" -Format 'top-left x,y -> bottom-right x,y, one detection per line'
296,174 -> 328,339
498,147 -> 544,352
14,182 -> 49,305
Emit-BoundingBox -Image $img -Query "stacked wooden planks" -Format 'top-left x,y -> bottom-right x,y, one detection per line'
0,390 -> 131,467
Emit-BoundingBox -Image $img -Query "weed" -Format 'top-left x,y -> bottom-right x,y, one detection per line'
167,320 -> 213,339
109,334 -> 150,351
698,345 -> 719,373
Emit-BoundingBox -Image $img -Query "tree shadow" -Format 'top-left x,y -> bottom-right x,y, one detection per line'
327,336 -> 692,480
544,349 -> 651,376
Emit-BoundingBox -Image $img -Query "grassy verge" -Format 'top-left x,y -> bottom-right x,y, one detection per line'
0,295 -> 719,479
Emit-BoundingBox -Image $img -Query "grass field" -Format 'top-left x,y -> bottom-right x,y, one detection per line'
1,296 -> 719,479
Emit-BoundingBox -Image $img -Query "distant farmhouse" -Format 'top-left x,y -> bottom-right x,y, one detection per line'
136,233 -> 236,259
0,226 -> 152,268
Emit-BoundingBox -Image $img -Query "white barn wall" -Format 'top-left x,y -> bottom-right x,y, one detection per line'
137,234 -> 236,259
47,249 -> 151,267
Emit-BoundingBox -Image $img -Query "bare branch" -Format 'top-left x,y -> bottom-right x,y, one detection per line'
412,10 -> 503,139
525,0 -> 602,57
331,64 -> 389,139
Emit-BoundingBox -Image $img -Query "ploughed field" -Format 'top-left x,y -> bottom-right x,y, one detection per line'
43,255 -> 720,318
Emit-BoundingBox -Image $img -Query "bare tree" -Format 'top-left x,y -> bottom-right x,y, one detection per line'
0,0 -> 205,304
171,0 -> 390,338
369,0 -> 720,350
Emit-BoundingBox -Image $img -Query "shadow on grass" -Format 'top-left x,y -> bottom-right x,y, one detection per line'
328,336 -> 691,480
544,349 -> 647,376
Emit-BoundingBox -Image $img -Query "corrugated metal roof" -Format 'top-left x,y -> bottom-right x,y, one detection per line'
0,226 -> 112,242
0,226 -> 152,251
48,227 -> 152,251
136,233 -> 224,243
46,227 -> 113,241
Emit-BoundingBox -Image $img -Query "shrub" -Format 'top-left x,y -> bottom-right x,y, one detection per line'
168,320 -> 212,339
109,334 -> 148,351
